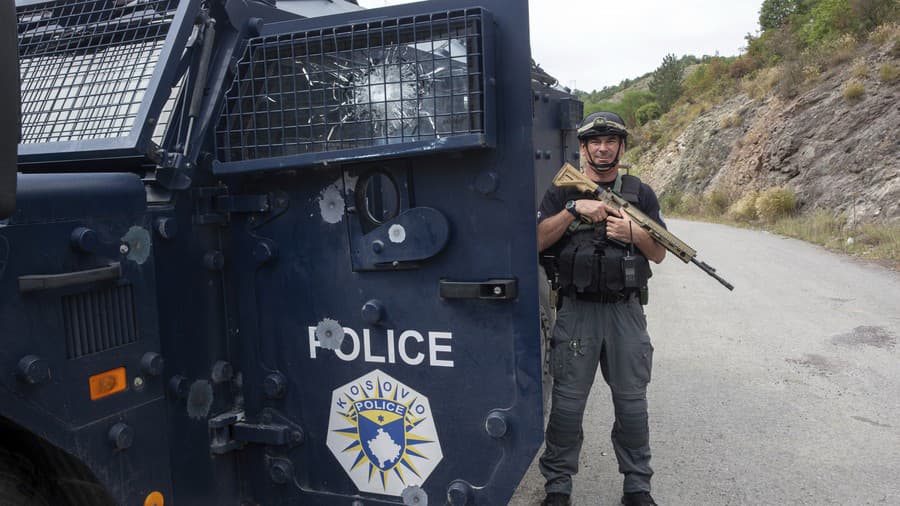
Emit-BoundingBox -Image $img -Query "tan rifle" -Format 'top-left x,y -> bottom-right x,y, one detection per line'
552,163 -> 734,291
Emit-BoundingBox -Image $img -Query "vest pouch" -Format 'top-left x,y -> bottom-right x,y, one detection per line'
572,246 -> 595,291
558,242 -> 577,289
601,253 -> 625,293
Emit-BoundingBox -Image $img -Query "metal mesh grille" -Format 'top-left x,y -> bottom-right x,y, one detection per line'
216,9 -> 486,162
62,284 -> 138,359
16,0 -> 180,144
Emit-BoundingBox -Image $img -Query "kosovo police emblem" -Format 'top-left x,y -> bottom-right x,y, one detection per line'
326,369 -> 443,496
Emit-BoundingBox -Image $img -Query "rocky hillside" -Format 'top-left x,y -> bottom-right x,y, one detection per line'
637,39 -> 899,224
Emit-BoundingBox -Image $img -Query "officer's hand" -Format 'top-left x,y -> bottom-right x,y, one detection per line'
574,200 -> 621,223
606,213 -> 635,243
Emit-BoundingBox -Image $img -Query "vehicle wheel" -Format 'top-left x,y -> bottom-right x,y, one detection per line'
0,449 -> 51,506
537,268 -> 556,418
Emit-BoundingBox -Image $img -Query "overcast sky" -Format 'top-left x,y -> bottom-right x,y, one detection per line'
356,0 -> 764,92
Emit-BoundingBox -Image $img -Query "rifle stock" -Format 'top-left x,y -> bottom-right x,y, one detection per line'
552,163 -> 734,291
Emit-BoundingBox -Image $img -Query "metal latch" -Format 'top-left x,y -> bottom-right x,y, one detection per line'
209,409 -> 304,455
439,278 -> 518,300
193,188 -> 278,225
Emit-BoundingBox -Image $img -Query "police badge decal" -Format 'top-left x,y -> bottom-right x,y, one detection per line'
326,370 -> 443,496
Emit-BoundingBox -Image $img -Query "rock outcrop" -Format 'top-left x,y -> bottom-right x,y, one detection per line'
639,42 -> 899,223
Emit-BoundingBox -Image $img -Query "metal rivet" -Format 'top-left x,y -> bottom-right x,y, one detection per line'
362,300 -> 385,325
155,217 -> 178,240
70,227 -> 98,253
485,410 -> 509,438
108,423 -> 134,450
141,352 -> 164,376
211,361 -> 234,384
204,251 -> 225,271
264,373 -> 287,399
168,375 -> 190,399
16,355 -> 50,385
269,459 -> 293,484
447,481 -> 474,505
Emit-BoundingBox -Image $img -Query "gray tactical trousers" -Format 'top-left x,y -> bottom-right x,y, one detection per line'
539,295 -> 654,495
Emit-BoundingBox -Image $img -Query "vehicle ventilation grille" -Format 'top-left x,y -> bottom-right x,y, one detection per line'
62,284 -> 138,359
216,8 -> 488,163
16,0 -> 181,144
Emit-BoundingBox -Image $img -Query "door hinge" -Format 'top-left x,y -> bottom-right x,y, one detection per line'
209,409 -> 304,455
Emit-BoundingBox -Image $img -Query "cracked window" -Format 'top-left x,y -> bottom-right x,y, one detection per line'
216,9 -> 486,162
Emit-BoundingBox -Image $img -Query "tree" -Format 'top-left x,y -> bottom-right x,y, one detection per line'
649,54 -> 683,112
759,0 -> 799,31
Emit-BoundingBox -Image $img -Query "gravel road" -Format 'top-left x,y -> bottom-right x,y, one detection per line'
509,219 -> 900,506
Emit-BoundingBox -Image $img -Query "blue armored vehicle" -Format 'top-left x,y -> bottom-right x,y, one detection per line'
0,0 -> 580,504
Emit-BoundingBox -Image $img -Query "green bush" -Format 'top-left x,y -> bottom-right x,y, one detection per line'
719,111 -> 743,129
759,0 -> 800,31
683,57 -> 735,100
583,90 -> 656,131
842,80 -> 865,100
728,55 -> 759,78
728,192 -> 759,222
635,102 -> 662,126
755,187 -> 796,223
800,0 -> 854,47
776,61 -> 806,98
851,58 -> 870,78
704,190 -> 731,215
868,22 -> 900,45
676,193 -> 705,215
878,63 -> 900,82
659,190 -> 684,215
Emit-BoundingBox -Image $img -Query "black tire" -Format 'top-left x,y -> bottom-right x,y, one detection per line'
537,268 -> 556,418
0,449 -> 51,506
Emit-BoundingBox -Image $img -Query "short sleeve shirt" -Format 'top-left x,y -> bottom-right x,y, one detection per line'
537,176 -> 667,229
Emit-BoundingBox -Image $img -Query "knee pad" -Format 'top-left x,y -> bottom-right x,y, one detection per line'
612,395 -> 649,448
546,393 -> 589,446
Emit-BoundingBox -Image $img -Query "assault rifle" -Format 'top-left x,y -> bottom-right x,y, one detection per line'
553,163 -> 734,291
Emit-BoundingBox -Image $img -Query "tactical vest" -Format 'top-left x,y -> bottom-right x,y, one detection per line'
555,174 -> 652,297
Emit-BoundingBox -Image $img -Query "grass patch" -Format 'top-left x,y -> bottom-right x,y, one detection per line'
755,187 -> 796,223
719,111 -> 743,129
728,192 -> 759,222
842,80 -> 865,100
740,67 -> 781,99
671,200 -> 900,270
868,22 -> 900,46
771,212 -> 900,268
851,58 -> 870,78
879,63 -> 900,82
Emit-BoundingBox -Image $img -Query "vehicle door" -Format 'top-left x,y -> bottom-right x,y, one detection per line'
215,1 -> 543,504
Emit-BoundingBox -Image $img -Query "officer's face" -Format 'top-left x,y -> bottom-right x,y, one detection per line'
584,135 -> 621,163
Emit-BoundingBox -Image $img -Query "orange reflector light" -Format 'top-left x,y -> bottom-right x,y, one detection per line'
144,491 -> 164,506
89,367 -> 126,400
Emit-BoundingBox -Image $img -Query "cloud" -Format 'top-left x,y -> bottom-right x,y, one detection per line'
357,0 -> 763,91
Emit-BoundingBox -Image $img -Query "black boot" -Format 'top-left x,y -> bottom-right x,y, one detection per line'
621,491 -> 657,506
541,492 -> 571,506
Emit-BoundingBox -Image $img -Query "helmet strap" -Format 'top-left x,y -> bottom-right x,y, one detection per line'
582,138 -> 622,172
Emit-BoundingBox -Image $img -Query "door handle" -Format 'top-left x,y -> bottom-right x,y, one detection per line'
439,278 -> 517,300
19,263 -> 122,293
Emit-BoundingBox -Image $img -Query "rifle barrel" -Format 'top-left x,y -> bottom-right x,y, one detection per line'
691,258 -> 734,291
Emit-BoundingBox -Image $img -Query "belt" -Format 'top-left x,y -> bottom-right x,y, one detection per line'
573,291 -> 638,303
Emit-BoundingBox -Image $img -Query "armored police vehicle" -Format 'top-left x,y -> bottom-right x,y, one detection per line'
0,0 -> 581,504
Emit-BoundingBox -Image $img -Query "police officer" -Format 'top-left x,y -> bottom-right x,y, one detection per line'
537,111 -> 665,506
